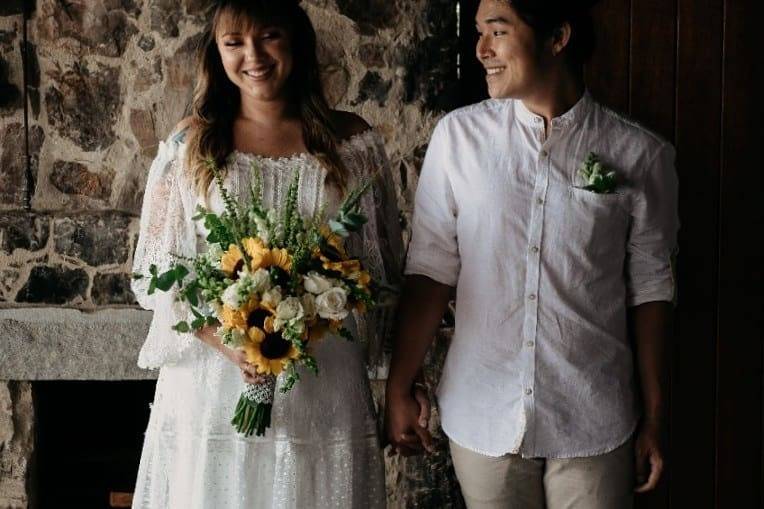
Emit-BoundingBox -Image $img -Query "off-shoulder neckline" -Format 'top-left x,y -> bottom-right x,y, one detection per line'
228,128 -> 378,164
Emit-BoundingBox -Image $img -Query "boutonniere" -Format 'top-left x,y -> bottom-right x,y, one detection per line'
577,152 -> 618,194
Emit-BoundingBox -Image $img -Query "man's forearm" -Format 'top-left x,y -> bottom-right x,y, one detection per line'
387,274 -> 453,397
629,301 -> 672,427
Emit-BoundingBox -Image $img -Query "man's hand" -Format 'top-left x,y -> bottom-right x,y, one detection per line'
634,422 -> 664,492
385,389 -> 434,456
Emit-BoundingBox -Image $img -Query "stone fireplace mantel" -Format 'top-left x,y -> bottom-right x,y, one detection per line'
1,308 -> 157,381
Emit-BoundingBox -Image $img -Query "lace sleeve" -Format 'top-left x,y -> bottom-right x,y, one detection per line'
131,136 -> 201,369
347,131 -> 404,376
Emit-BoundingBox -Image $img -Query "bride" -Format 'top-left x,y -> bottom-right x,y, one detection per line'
130,1 -> 413,507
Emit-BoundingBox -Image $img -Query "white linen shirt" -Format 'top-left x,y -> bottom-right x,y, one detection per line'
405,92 -> 678,458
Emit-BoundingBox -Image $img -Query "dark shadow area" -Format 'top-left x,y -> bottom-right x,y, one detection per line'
32,380 -> 156,509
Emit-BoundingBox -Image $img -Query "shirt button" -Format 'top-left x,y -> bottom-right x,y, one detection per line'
526,341 -> 535,347
528,294 -> 536,300
525,388 -> 533,395
531,246 -> 539,253
536,198 -> 544,205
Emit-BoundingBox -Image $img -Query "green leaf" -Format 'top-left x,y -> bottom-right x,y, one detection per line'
172,321 -> 191,333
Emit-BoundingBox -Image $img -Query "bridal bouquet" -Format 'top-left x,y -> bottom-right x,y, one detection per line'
136,161 -> 376,436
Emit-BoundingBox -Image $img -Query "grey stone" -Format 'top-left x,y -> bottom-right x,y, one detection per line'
150,0 -> 182,38
0,268 -> 20,301
0,308 -> 156,380
92,273 -> 137,306
137,34 -> 155,51
0,123 -> 25,208
44,62 -> 121,151
36,0 -> 138,58
50,160 -> 114,201
353,71 -> 392,106
359,43 -> 386,68
166,32 -> 204,90
335,0 -> 398,34
53,215 -> 131,266
0,381 -> 33,509
15,265 -> 89,305
0,213 -> 50,254
0,57 -> 22,111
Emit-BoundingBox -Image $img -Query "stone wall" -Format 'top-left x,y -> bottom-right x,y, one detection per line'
0,1 -> 463,507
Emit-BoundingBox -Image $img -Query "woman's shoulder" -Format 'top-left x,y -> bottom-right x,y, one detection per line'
169,116 -> 196,144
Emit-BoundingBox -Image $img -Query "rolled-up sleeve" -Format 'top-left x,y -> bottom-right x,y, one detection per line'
404,122 -> 460,287
625,142 -> 679,306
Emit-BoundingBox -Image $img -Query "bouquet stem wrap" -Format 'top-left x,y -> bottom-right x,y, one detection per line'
232,374 -> 277,437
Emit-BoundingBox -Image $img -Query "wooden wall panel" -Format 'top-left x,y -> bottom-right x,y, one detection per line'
672,0 -> 724,506
715,0 -> 762,506
586,0 -> 631,113
629,0 -> 677,142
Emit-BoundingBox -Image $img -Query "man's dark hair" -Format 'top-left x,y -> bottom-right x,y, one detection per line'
507,0 -> 599,68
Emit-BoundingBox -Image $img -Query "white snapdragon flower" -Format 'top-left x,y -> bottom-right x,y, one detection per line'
303,271 -> 334,294
218,326 -> 245,348
261,286 -> 283,310
316,287 -> 349,321
222,282 -> 246,309
301,293 -> 317,321
205,243 -> 224,264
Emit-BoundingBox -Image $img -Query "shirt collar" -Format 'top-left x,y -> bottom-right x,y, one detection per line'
514,89 -> 592,130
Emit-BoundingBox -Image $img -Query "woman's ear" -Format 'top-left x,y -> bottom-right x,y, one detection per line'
551,21 -> 573,57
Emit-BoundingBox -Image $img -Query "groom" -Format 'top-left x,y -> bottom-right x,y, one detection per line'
385,0 -> 678,507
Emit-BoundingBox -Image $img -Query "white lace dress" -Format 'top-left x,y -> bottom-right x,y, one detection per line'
130,130 -> 402,509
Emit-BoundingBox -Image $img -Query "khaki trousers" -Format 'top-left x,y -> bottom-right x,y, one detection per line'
450,439 -> 634,509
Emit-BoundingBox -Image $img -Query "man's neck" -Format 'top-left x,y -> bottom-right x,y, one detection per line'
519,72 -> 586,133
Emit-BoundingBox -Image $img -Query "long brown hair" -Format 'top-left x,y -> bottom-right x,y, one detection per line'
185,0 -> 347,196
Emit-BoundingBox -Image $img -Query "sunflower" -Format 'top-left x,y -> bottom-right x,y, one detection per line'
242,327 -> 300,375
321,258 -> 361,277
220,297 -> 260,332
220,244 -> 246,277
319,225 -> 347,259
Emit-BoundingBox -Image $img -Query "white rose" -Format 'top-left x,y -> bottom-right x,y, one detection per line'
316,287 -> 349,321
301,293 -> 317,321
222,282 -> 245,309
250,268 -> 272,294
261,286 -> 282,310
304,271 -> 333,295
276,297 -> 304,322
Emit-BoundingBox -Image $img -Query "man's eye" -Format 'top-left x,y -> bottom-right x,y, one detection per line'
493,31 -> 506,37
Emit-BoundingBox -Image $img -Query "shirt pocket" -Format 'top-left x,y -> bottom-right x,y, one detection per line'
561,186 -> 630,257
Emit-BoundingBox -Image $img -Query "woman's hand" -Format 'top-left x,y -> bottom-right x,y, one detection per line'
195,326 -> 266,384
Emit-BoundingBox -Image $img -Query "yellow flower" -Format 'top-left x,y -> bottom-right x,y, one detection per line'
220,244 -> 245,277
220,298 -> 260,332
321,258 -> 361,277
242,237 -> 270,269
242,328 -> 300,375
319,225 -> 347,259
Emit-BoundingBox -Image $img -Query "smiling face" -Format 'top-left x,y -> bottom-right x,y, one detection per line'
475,0 -> 549,99
216,16 -> 294,103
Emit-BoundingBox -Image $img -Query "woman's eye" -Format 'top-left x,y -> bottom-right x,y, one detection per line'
224,40 -> 241,47
493,31 -> 506,37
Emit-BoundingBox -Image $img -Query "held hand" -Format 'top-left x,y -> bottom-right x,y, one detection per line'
634,422 -> 664,493
385,389 -> 434,457
195,326 -> 266,385
413,385 -> 431,429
